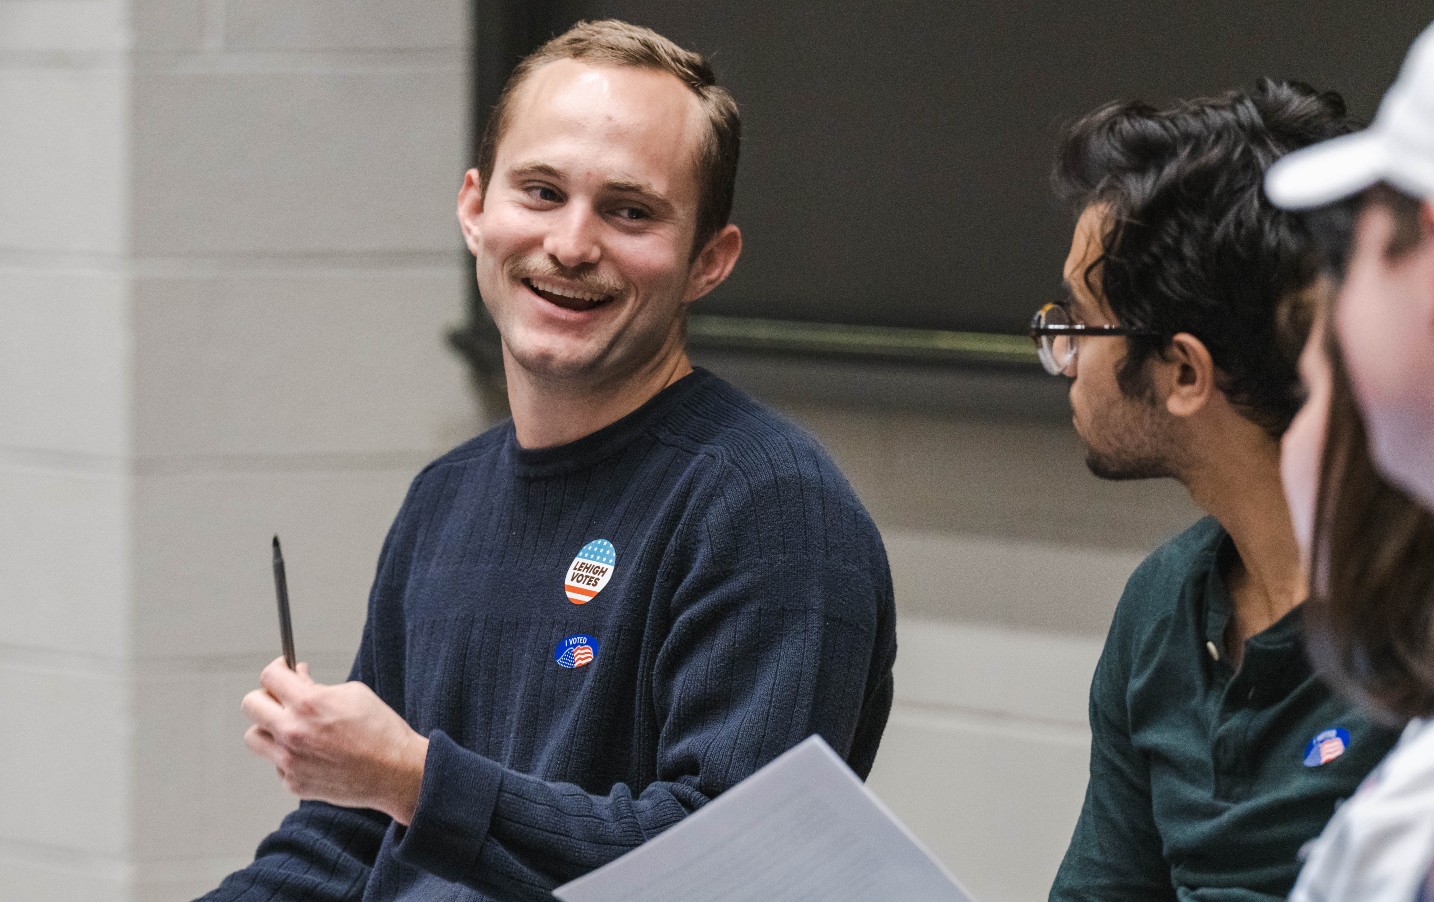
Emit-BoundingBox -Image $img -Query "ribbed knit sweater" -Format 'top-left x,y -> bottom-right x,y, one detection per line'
203,369 -> 897,901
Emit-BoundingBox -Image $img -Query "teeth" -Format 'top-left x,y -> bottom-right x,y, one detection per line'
528,277 -> 608,302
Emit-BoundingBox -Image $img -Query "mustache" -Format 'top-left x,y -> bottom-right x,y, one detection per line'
507,257 -> 625,298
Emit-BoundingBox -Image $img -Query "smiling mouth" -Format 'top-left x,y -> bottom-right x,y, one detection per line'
523,277 -> 615,312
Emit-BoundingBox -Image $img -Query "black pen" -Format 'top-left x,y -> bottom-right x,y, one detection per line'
272,535 -> 297,670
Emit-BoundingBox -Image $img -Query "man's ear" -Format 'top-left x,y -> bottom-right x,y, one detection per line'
683,224 -> 742,304
1159,333 -> 1218,419
457,169 -> 485,257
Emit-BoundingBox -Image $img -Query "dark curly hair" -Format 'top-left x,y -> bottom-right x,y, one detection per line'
1054,79 -> 1356,436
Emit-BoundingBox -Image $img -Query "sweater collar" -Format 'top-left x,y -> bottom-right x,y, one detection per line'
503,368 -> 714,479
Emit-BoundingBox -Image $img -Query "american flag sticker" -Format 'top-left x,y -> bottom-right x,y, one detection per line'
564,539 -> 616,605
555,634 -> 599,670
1303,727 -> 1351,767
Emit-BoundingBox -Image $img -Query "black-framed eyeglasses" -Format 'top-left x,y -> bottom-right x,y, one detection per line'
1028,302 -> 1163,375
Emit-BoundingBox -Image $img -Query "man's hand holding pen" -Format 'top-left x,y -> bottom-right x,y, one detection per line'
241,657 -> 429,826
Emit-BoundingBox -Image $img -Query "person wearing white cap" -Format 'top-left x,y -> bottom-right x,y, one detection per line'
1267,22 -> 1434,512
1267,22 -> 1434,902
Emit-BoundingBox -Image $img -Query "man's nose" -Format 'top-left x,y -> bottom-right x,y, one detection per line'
543,206 -> 602,268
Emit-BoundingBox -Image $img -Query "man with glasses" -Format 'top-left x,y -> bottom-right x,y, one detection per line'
1038,81 -> 1399,901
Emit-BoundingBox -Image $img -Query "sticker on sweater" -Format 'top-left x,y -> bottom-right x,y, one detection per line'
564,539 -> 616,605
555,634 -> 599,669
1303,727 -> 1350,767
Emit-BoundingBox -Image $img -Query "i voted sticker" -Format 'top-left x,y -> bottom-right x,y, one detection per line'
1303,727 -> 1350,767
555,634 -> 599,669
564,539 -> 616,605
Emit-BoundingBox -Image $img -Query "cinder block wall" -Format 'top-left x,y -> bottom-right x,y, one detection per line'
1,2 -> 476,899
1,5 -> 1198,901
3,3 -> 136,898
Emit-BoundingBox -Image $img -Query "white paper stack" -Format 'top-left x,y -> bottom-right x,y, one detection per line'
554,735 -> 976,902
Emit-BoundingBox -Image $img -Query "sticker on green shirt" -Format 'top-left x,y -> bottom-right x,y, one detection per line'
1303,727 -> 1350,766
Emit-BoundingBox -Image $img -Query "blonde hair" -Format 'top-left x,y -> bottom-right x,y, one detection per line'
476,20 -> 740,252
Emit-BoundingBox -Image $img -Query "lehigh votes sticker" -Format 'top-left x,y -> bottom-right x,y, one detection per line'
1303,727 -> 1350,767
555,634 -> 599,669
564,539 -> 616,605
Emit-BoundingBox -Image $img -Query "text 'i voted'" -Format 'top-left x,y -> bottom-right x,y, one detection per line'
555,634 -> 599,669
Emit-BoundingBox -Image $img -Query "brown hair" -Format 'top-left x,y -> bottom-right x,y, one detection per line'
1369,182 -> 1428,259
1304,331 -> 1434,724
476,19 -> 741,254
1307,183 -> 1427,282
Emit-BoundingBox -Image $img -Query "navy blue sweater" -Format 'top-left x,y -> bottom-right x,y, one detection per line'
204,369 -> 897,901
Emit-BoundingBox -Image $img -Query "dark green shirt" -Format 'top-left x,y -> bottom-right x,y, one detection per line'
1050,518 -> 1400,901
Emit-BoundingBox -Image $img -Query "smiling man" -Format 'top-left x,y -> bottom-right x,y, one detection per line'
203,21 -> 896,902
1037,82 -> 1400,901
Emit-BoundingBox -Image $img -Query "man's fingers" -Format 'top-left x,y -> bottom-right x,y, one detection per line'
241,687 -> 285,729
245,727 -> 304,796
259,656 -> 312,701
244,724 -> 279,761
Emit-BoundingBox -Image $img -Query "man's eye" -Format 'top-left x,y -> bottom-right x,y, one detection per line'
527,186 -> 561,203
613,207 -> 649,221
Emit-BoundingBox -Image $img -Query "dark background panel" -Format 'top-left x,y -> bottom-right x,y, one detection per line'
488,2 -> 1432,334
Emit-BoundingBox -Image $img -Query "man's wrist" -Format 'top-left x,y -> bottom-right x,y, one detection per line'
384,733 -> 429,826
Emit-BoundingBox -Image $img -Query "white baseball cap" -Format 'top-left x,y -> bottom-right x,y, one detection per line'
1266,22 -> 1434,209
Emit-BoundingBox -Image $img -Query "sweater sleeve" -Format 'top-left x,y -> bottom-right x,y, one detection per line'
1049,605 -> 1175,902
199,802 -> 389,901
199,473 -> 425,902
391,462 -> 896,899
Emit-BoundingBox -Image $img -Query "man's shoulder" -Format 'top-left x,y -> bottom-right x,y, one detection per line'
1089,517 -> 1224,702
661,371 -> 846,481
404,421 -> 512,491
662,373 -> 884,555
1123,516 -> 1225,600
1101,516 -> 1224,646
